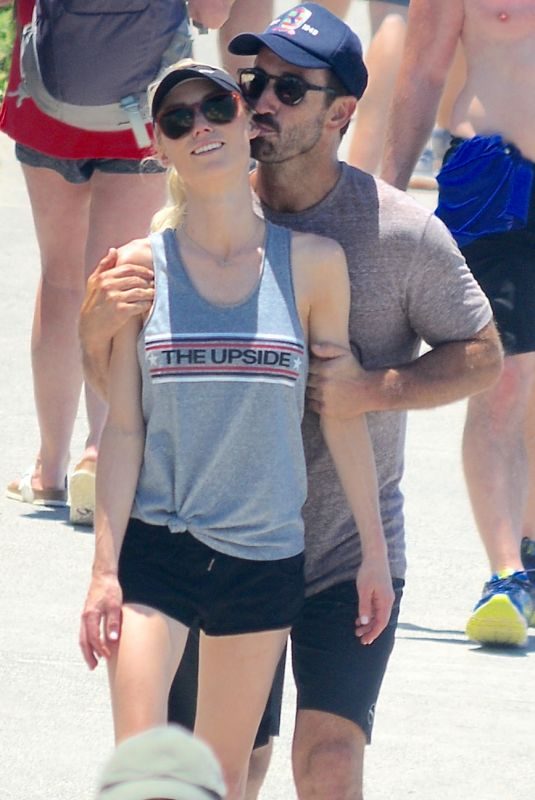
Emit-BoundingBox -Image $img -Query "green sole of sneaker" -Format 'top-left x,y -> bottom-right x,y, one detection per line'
466,594 -> 528,647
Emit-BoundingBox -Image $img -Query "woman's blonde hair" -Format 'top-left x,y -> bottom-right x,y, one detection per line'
150,166 -> 186,232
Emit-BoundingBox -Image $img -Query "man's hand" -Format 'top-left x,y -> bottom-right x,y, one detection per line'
79,572 -> 123,670
80,248 -> 154,348
188,0 -> 235,29
355,557 -> 395,645
79,248 -> 153,398
307,342 -> 374,418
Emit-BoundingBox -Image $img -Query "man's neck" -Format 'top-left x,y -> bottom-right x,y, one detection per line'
253,157 -> 343,214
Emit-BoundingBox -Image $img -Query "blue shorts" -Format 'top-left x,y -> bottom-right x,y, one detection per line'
15,143 -> 165,184
438,137 -> 535,355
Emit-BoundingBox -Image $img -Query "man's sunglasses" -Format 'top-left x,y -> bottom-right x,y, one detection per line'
156,92 -> 239,140
238,67 -> 339,107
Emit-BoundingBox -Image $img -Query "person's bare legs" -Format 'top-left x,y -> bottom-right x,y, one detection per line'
218,1 -> 352,78
80,170 -> 166,465
12,167 -> 165,501
522,381 -> 535,541
292,709 -> 366,800
463,353 -> 535,573
21,165 -> 91,492
218,0 -> 274,77
107,603 -> 188,742
245,740 -> 273,800
435,44 -> 466,133
196,628 -> 289,800
319,0 -> 352,20
347,2 -> 408,173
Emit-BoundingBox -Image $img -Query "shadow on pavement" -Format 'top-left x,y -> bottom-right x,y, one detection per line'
397,621 -> 535,654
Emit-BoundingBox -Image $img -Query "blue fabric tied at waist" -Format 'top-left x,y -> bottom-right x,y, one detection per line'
435,135 -> 534,248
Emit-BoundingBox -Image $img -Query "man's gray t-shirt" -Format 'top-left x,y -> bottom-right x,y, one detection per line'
262,163 -> 492,596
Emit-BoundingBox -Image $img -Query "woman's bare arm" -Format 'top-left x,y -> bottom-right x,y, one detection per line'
292,234 -> 394,645
80,245 -> 149,669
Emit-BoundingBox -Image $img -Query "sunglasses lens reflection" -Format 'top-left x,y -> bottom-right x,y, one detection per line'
158,93 -> 238,139
239,70 -> 307,106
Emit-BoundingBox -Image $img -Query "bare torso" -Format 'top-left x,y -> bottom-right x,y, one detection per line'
451,0 -> 535,159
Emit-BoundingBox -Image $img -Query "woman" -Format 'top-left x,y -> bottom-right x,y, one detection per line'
1,0 -> 169,524
79,60 -> 393,800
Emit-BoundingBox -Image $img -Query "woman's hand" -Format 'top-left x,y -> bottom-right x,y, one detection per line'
79,572 -> 123,669
354,557 -> 395,645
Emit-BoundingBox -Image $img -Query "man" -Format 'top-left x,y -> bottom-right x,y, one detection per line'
381,0 -> 535,648
80,5 -> 502,797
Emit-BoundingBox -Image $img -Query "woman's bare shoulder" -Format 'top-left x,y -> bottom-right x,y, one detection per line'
116,237 -> 153,268
291,230 -> 345,264
290,230 -> 347,279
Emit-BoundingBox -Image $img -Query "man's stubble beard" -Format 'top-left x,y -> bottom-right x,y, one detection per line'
251,114 -> 325,164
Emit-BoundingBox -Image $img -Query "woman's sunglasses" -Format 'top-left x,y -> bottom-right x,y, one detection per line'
156,92 -> 239,140
238,67 -> 339,107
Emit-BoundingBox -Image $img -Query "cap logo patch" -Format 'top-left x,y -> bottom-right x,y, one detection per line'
270,7 -> 318,37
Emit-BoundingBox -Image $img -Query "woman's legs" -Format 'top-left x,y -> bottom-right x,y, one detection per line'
196,628 -> 289,800
81,170 -> 166,465
107,603 -> 189,743
10,166 -> 166,510
22,164 -> 91,492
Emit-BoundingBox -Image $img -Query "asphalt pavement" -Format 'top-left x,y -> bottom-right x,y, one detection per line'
1,4 -> 534,799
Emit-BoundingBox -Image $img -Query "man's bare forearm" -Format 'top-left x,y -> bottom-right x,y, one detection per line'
355,323 -> 503,413
308,322 -> 503,418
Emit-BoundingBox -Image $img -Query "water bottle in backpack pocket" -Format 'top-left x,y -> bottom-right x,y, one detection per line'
19,0 -> 192,147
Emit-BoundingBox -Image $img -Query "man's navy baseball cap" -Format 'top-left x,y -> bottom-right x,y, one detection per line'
229,3 -> 368,99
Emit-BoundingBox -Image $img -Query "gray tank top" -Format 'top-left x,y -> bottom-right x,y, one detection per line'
131,222 -> 308,560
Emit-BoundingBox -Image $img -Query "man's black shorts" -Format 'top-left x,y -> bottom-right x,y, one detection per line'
168,578 -> 404,746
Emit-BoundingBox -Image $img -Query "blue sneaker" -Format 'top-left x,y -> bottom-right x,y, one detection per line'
465,570 -> 534,646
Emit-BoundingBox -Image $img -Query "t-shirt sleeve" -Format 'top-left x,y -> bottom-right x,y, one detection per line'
403,213 -> 493,346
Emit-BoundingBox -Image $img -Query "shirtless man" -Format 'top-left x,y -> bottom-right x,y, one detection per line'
381,0 -> 535,647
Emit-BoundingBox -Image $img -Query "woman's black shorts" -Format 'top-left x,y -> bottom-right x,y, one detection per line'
118,518 -> 304,636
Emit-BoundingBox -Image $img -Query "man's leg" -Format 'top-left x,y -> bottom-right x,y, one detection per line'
291,580 -> 403,800
521,387 -> 535,580
347,2 -> 409,173
218,0 -> 274,77
522,382 -> 535,540
293,710 -> 366,800
464,352 -> 535,645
